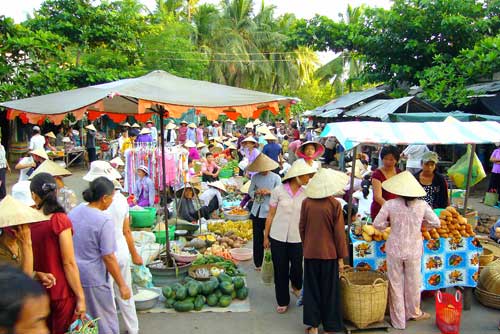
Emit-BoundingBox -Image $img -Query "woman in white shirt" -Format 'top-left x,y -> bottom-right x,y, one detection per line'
263,160 -> 316,313
15,149 -> 48,182
353,175 -> 373,219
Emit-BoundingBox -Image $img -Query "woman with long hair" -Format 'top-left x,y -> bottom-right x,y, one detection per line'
69,177 -> 131,334
370,145 -> 401,219
30,173 -> 86,334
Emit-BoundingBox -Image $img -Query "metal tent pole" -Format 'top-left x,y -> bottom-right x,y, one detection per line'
462,144 -> 476,214
346,145 -> 358,266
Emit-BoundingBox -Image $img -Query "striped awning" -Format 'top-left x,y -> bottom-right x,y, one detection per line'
320,120 -> 500,150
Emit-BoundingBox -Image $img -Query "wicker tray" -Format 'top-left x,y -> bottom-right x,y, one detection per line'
474,285 -> 500,309
224,212 -> 250,221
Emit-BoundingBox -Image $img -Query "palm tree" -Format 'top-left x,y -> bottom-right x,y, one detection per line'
315,4 -> 365,94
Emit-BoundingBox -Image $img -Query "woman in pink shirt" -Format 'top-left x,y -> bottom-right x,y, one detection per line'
488,143 -> 500,194
373,171 -> 440,330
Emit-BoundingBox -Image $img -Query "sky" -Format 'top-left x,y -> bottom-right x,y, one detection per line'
1,0 -> 393,64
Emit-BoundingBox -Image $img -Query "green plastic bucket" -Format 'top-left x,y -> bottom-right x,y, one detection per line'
130,207 -> 157,228
154,225 -> 176,244
219,169 -> 233,179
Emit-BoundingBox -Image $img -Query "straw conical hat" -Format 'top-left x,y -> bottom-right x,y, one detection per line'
166,123 -> 176,130
241,137 -> 258,144
382,171 -> 426,197
139,128 -> 151,135
0,195 -> 48,228
297,141 -> 325,159
264,133 -> 277,141
197,142 -> 206,148
305,168 -> 349,199
175,183 -> 200,198
240,181 -> 251,194
246,153 -> 279,172
184,140 -> 196,148
83,161 -> 121,181
256,125 -> 271,135
85,124 -> 97,131
188,123 -> 197,128
29,160 -> 71,180
131,123 -> 141,128
253,119 -> 262,125
29,148 -> 49,160
245,122 -> 254,128
282,159 -> 317,182
121,122 -> 131,127
208,181 -> 227,193
109,156 -> 125,167
45,131 -> 56,139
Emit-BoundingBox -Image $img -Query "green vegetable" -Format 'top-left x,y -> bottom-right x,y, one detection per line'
214,289 -> 223,299
162,286 -> 173,299
164,297 -> 176,308
218,295 -> 232,307
231,290 -> 237,299
233,277 -> 244,290
194,295 -> 205,311
187,282 -> 200,297
175,286 -> 187,300
219,281 -> 234,295
236,287 -> 249,300
171,283 -> 183,291
217,272 -> 232,283
174,300 -> 194,312
206,293 -> 219,306
202,281 -> 215,295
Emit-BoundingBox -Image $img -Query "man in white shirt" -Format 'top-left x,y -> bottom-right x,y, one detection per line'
402,144 -> 429,174
29,126 -> 46,151
15,149 -> 48,181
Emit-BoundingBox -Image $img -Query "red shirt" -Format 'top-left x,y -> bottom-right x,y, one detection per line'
370,168 -> 401,219
178,126 -> 188,143
30,213 -> 74,301
293,129 -> 300,140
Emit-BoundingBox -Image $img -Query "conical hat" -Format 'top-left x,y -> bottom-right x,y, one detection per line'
175,183 -> 200,198
208,181 -> 227,193
121,122 -> 131,127
83,161 -> 121,181
139,128 -> 151,135
166,123 -> 176,130
197,142 -> 206,148
29,160 -> 71,180
282,159 -> 317,182
131,123 -> 141,128
45,131 -> 56,139
256,125 -> 271,135
382,171 -> 426,197
184,140 -> 196,148
246,153 -> 279,172
109,156 -> 125,167
240,181 -> 251,194
264,133 -> 277,141
253,119 -> 262,125
85,124 -> 97,131
0,195 -> 48,228
245,122 -> 254,128
305,168 -> 349,199
241,137 -> 258,144
297,141 -> 325,159
188,123 -> 197,128
29,148 -> 49,160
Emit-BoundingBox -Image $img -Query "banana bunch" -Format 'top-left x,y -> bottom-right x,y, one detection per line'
208,220 -> 253,240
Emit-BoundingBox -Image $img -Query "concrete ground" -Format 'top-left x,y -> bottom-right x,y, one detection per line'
5,165 -> 500,334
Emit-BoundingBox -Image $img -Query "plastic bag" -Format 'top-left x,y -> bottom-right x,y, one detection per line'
136,243 -> 161,265
261,250 -> 274,284
447,146 -> 486,189
435,290 -> 462,334
67,314 -> 99,334
131,265 -> 154,288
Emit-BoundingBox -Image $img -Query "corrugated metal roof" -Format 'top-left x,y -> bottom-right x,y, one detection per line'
467,81 -> 500,94
318,109 -> 344,118
344,97 -> 413,120
320,87 -> 386,112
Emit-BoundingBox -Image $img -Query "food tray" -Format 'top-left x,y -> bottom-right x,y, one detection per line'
224,213 -> 250,221
188,264 -> 224,281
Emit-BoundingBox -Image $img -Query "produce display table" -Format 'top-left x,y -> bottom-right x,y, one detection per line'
350,228 -> 482,291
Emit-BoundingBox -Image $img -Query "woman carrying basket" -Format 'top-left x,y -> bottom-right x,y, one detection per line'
373,171 -> 440,330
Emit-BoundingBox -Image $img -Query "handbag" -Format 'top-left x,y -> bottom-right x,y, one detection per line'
67,314 -> 99,334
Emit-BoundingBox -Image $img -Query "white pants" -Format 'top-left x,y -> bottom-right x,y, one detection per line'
111,254 -> 139,334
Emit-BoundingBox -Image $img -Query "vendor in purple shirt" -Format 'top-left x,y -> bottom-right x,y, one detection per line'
133,165 -> 156,207
69,177 -> 131,334
135,128 -> 153,144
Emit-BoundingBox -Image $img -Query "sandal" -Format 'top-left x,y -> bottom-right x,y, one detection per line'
412,312 -> 431,321
255,267 -> 262,272
291,288 -> 302,298
305,327 -> 318,334
276,305 -> 288,313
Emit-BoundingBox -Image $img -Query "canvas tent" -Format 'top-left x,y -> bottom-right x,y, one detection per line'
0,70 -> 295,123
389,111 -> 500,122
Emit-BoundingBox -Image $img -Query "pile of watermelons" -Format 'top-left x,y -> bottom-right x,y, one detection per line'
162,272 -> 248,312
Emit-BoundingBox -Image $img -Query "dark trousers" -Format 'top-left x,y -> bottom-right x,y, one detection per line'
270,238 -> 303,307
207,196 -> 220,214
202,167 -> 219,182
0,168 -> 6,200
251,215 -> 266,267
488,172 -> 500,194
87,147 -> 97,163
303,259 -> 344,332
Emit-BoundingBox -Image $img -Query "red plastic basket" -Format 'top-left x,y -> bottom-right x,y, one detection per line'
435,290 -> 462,334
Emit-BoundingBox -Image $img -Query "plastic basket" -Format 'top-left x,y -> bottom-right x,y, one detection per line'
484,192 -> 499,206
153,225 -> 176,244
435,290 -> 462,334
130,207 -> 157,228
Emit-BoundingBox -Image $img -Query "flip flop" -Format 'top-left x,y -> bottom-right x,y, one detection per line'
305,327 -> 318,334
255,267 -> 262,272
412,312 -> 431,321
291,288 -> 301,298
276,305 -> 287,313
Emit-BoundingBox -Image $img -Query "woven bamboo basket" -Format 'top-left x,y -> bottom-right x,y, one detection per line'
340,269 -> 388,329
479,248 -> 494,267
474,285 -> 500,310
